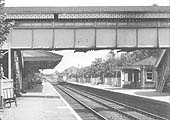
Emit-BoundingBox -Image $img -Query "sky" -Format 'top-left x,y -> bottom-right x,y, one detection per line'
4,0 -> 169,73
51,50 -> 110,73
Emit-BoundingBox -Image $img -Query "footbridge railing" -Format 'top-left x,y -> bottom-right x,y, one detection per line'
156,49 -> 170,92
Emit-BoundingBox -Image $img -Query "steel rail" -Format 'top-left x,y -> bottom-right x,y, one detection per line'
66,86 -> 168,120
56,85 -> 108,120
65,86 -> 140,120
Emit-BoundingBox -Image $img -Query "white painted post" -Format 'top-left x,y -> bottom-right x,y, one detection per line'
140,65 -> 145,89
0,65 -> 3,108
142,66 -> 145,89
8,33 -> 11,80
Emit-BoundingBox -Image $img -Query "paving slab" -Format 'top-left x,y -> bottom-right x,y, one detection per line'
0,81 -> 82,120
71,82 -> 170,104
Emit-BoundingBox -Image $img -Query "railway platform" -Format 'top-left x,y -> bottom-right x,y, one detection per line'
0,81 -> 82,120
75,82 -> 170,104
67,82 -> 170,119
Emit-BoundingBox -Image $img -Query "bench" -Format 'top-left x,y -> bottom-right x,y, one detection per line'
2,79 -> 17,108
3,87 -> 17,107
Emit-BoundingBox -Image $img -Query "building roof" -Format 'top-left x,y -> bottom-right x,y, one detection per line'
3,6 -> 170,14
62,66 -> 78,74
118,66 -> 140,70
119,56 -> 158,70
132,56 -> 157,66
23,50 -> 62,61
23,50 -> 63,69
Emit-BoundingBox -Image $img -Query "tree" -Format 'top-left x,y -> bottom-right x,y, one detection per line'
0,0 -> 14,82
75,49 -> 162,83
91,58 -> 104,77
0,0 -> 14,48
115,49 -> 162,67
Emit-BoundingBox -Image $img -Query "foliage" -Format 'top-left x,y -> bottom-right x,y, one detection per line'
74,49 -> 162,79
91,58 -> 104,77
0,0 -> 14,47
116,49 -> 162,66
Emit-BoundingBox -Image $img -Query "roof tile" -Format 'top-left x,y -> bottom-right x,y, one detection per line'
2,6 -> 170,14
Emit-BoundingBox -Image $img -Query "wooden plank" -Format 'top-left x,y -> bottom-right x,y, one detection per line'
2,79 -> 14,99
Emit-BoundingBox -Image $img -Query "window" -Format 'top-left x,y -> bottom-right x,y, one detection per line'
117,71 -> 121,78
146,69 -> 153,82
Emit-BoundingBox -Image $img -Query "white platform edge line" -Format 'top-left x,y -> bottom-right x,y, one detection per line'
49,82 -> 83,120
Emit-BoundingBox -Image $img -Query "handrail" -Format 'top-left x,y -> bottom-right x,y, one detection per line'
157,50 -> 170,92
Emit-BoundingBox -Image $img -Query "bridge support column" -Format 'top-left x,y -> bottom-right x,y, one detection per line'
140,66 -> 145,89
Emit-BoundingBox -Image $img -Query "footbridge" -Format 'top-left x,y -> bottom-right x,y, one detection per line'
0,6 -> 170,93
1,6 -> 170,50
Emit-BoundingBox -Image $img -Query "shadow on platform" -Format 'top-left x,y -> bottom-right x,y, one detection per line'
27,84 -> 43,93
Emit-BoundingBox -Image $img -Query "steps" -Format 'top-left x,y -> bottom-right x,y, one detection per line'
156,49 -> 170,92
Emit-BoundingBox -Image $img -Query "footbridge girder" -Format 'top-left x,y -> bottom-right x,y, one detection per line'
1,6 -> 170,50
0,6 -> 170,93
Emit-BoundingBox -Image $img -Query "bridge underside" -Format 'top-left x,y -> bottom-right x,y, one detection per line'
1,6 -> 170,50
2,22 -> 170,50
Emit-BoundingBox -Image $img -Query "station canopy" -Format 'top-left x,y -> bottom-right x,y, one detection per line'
22,50 -> 63,69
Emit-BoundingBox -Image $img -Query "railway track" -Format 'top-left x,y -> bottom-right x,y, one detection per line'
67,83 -> 170,119
54,84 -> 107,120
53,84 -> 168,120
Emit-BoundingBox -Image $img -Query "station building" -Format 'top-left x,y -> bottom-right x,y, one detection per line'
74,53 -> 167,91
120,56 -> 158,89
0,50 -> 63,91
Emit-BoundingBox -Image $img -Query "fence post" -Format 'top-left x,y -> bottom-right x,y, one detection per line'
0,65 -> 4,109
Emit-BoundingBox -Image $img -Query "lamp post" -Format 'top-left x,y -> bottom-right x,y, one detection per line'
8,33 -> 11,80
